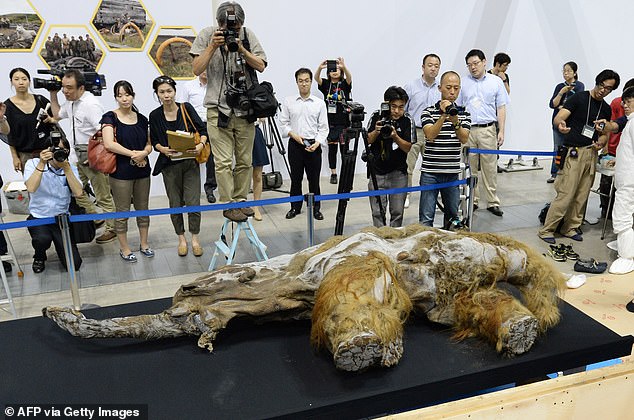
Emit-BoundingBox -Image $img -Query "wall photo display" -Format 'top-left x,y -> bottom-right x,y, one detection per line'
0,0 -> 44,52
91,0 -> 154,51
38,25 -> 105,71
148,26 -> 197,80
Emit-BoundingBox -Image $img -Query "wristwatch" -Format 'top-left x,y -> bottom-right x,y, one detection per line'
453,121 -> 462,130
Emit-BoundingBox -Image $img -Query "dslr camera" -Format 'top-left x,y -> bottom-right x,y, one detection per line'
221,10 -> 240,53
378,102 -> 395,139
48,129 -> 69,162
225,70 -> 250,111
34,66 -> 107,96
444,102 -> 463,116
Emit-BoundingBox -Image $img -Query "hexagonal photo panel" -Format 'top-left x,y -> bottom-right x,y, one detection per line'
148,26 -> 197,80
0,0 -> 44,52
91,0 -> 154,51
39,25 -> 105,71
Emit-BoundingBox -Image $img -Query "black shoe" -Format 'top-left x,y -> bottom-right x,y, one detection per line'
2,261 -> 12,273
32,260 -> 45,273
285,209 -> 300,219
473,203 -> 479,210
206,192 -> 216,203
313,211 -> 324,220
487,206 -> 504,216
330,174 -> 338,184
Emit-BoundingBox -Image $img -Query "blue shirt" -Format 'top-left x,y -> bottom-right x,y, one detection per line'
457,73 -> 510,125
404,77 -> 441,128
24,158 -> 79,218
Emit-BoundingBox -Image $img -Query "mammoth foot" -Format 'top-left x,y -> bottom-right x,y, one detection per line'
42,306 -> 88,337
499,315 -> 538,356
333,332 -> 403,372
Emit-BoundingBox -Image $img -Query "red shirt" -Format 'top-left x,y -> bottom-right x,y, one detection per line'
608,96 -> 624,155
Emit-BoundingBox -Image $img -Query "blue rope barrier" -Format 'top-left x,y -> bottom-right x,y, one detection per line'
469,148 -> 556,157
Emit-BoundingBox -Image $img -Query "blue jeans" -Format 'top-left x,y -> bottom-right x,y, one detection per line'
550,128 -> 565,177
419,172 -> 460,227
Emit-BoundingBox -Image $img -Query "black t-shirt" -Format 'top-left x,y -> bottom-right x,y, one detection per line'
100,111 -> 151,180
366,111 -> 414,175
317,78 -> 351,127
562,91 -> 612,147
4,94 -> 52,152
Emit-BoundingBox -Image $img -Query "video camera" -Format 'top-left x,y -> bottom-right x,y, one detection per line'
341,101 -> 365,129
33,66 -> 107,96
221,10 -> 240,53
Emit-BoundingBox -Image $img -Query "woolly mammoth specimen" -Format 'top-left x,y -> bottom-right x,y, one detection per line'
44,225 -> 565,372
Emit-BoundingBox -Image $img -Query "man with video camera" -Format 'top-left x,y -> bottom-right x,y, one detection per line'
24,133 -> 84,274
366,86 -> 415,228
190,1 -> 267,223
48,69 -> 116,244
419,71 -> 471,228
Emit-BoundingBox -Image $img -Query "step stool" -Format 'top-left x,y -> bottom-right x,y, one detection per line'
208,218 -> 268,271
0,213 -> 22,318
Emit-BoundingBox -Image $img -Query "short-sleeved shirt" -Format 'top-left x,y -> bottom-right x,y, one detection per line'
549,81 -> 585,121
366,111 -> 415,175
24,158 -> 79,218
189,26 -> 267,117
4,94 -> 52,152
457,73 -> 510,124
58,91 -> 104,145
317,78 -> 351,127
177,78 -> 207,122
420,102 -> 472,174
607,96 -> 625,156
404,77 -> 441,128
562,91 -> 611,147
100,111 -> 151,180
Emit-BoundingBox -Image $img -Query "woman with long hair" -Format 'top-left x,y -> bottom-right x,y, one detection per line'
149,76 -> 208,257
0,68 -> 54,173
101,80 -> 153,262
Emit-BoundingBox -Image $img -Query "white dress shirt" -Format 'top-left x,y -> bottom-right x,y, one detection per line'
279,94 -> 329,146
404,77 -> 440,127
177,78 -> 207,122
58,91 -> 104,146
457,73 -> 510,125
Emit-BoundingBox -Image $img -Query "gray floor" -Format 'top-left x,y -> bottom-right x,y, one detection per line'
0,160 -> 618,300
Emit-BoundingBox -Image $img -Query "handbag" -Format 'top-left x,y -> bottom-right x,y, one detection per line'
68,197 -> 96,244
181,103 -> 211,164
247,81 -> 279,119
262,171 -> 283,190
88,118 -> 117,174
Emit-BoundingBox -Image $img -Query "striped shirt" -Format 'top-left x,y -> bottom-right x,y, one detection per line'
420,102 -> 471,174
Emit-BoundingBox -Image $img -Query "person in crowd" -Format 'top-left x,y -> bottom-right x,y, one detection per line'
457,49 -> 510,217
24,136 -> 84,274
149,76 -> 207,257
608,87 -> 634,276
0,174 -> 11,273
251,120 -> 270,221
538,69 -> 619,244
279,68 -> 328,220
101,81 -> 153,263
190,1 -> 267,222
177,70 -> 217,204
419,72 -> 471,227
49,69 -> 117,244
0,68 -> 53,173
547,61 -> 585,183
366,86 -> 415,227
404,53 -> 441,209
487,52 -> 511,95
314,57 -> 352,185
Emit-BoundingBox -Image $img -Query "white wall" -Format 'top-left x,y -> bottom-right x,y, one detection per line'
1,0 -> 632,198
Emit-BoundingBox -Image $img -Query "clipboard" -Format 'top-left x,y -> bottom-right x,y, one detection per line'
167,130 -> 197,160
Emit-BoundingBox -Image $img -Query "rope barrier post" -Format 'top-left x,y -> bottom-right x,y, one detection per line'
56,213 -> 81,311
305,193 -> 315,247
467,175 -> 477,231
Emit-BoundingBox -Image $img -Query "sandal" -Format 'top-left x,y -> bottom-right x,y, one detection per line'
119,250 -> 137,263
559,244 -> 579,260
574,258 -> 607,274
139,246 -> 155,258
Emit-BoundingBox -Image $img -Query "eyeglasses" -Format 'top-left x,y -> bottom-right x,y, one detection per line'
597,82 -> 615,92
466,60 -> 482,68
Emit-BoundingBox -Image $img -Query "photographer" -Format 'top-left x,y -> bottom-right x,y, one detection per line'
24,135 -> 84,274
419,71 -> 471,227
314,57 -> 352,185
366,86 -> 415,228
190,1 -> 267,222
49,69 -> 117,244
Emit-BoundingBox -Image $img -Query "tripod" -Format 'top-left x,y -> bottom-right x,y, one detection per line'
260,115 -> 291,193
334,124 -> 386,235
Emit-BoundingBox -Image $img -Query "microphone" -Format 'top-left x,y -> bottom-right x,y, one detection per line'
35,103 -> 51,129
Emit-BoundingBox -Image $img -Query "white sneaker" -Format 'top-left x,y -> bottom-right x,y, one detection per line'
609,257 -> 634,275
404,196 -> 410,209
565,273 -> 586,289
606,240 -> 618,251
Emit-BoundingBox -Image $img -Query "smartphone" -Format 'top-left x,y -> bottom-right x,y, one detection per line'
303,139 -> 312,148
327,60 -> 337,73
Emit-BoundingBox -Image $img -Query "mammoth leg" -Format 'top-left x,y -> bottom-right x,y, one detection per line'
453,288 -> 539,356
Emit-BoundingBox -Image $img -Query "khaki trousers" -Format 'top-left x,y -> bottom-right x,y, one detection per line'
207,108 -> 254,203
406,127 -> 425,188
109,176 -> 151,234
539,147 -> 596,237
75,163 -> 116,231
467,125 -> 500,207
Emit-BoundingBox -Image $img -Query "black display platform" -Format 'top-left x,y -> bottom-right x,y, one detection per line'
1,298 -> 632,419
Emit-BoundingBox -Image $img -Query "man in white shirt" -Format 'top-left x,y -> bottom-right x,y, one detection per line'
178,71 -> 217,203
457,49 -> 510,217
279,68 -> 328,220
50,69 -> 116,243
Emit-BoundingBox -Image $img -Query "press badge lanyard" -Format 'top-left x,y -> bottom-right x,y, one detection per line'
582,94 -> 602,139
327,81 -> 340,114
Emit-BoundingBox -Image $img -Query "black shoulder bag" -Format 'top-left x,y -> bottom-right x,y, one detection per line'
242,28 -> 279,120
